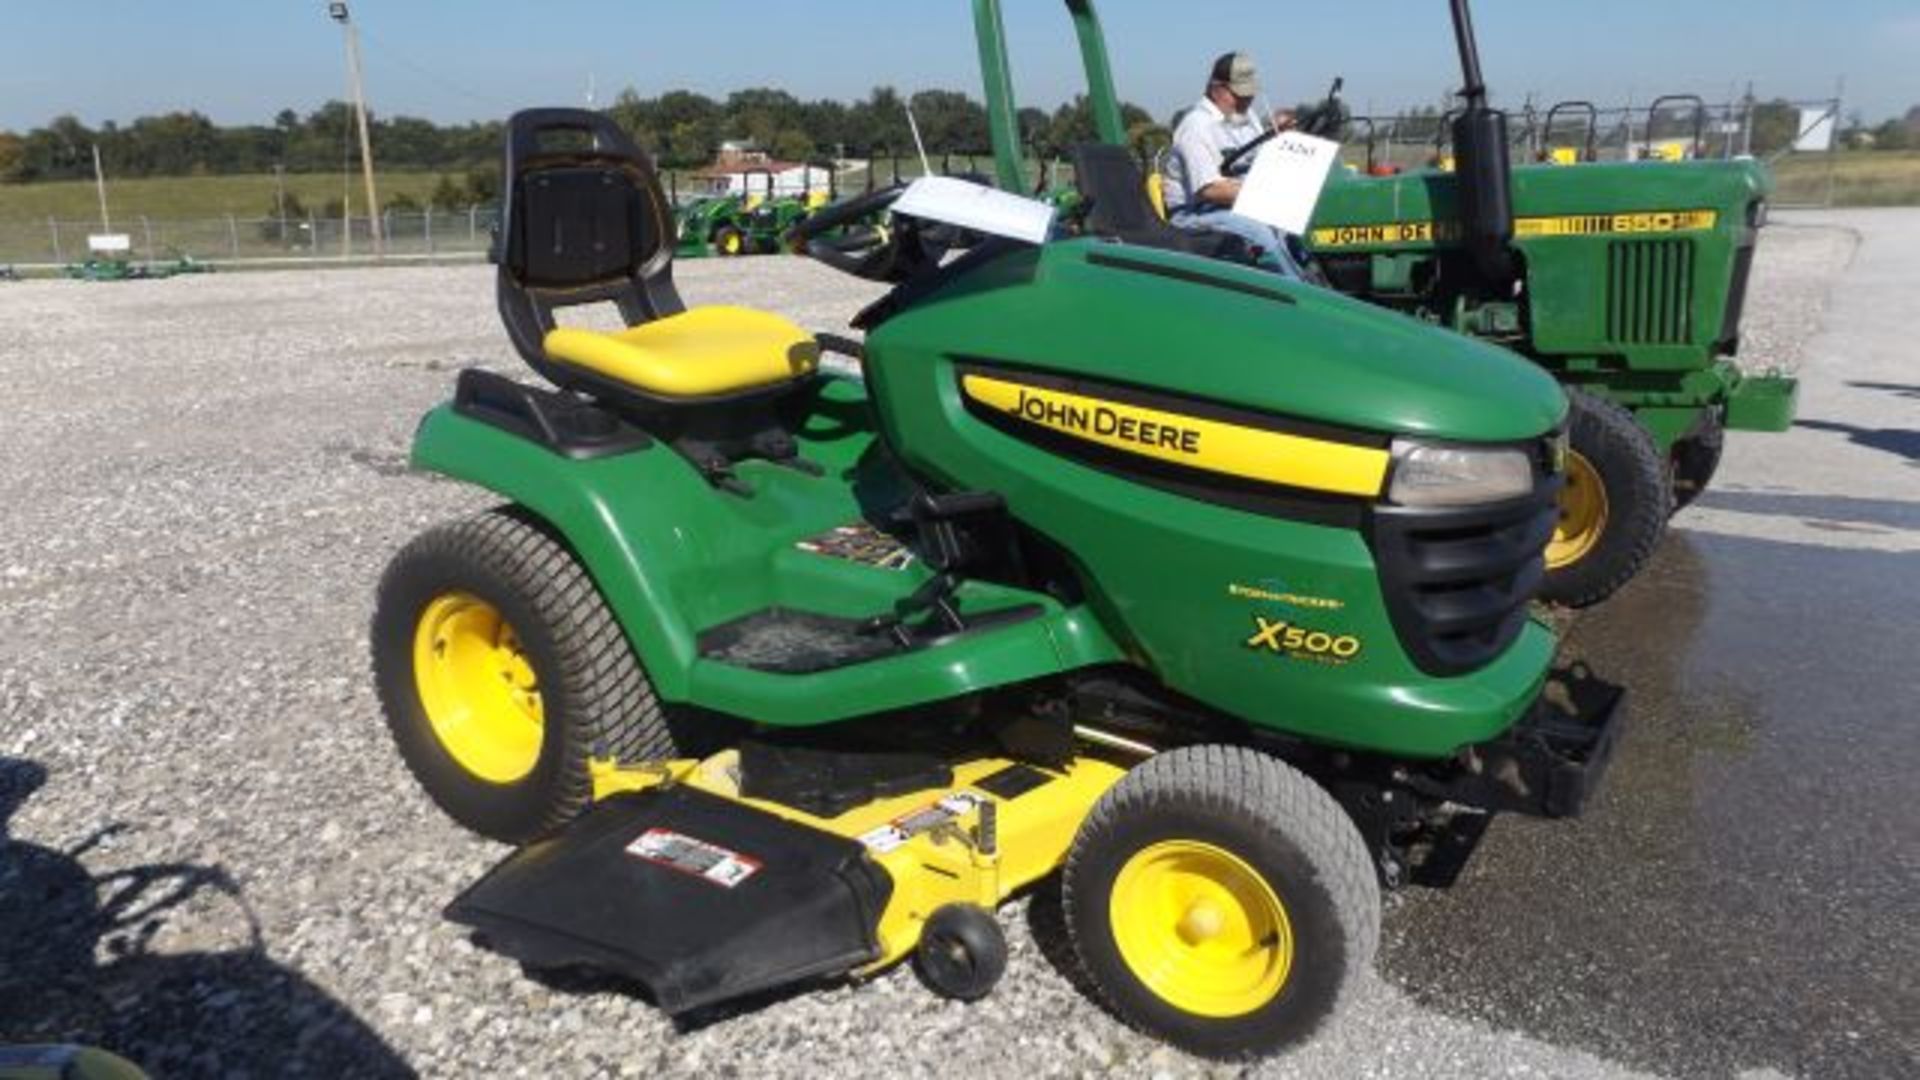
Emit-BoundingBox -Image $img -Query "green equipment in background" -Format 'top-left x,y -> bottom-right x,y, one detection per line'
1299,1 -> 1796,606
371,0 -> 1621,1061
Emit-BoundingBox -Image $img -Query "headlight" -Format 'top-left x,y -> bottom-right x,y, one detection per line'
1387,439 -> 1535,507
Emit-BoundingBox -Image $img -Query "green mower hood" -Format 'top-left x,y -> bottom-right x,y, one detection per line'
872,239 -> 1569,444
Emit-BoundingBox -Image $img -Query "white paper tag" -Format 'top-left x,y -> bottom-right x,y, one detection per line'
891,176 -> 1056,246
1233,132 -> 1341,235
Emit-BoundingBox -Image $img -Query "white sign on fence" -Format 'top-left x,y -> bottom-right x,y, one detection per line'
88,233 -> 132,254
1794,108 -> 1835,153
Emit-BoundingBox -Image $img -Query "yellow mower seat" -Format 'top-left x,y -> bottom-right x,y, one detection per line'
543,305 -> 820,399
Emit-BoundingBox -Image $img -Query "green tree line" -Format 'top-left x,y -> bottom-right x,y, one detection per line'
0,86 -> 1170,188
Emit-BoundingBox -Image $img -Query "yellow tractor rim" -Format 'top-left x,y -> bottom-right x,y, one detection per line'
1109,840 -> 1294,1018
1546,450 -> 1609,569
412,592 -> 544,784
722,232 -> 742,255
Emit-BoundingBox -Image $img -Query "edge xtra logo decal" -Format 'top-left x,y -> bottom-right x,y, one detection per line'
1246,615 -> 1363,665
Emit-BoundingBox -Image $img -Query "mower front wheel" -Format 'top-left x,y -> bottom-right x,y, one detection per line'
1540,389 -> 1670,608
1062,746 -> 1379,1060
372,508 -> 678,844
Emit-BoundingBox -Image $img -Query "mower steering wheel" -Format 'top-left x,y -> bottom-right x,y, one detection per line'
790,184 -> 924,282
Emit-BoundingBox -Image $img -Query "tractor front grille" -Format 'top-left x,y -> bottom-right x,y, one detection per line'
1606,238 -> 1695,345
1366,450 -> 1561,677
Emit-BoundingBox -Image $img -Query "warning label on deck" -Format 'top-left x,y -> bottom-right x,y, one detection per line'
857,792 -> 985,854
625,828 -> 763,888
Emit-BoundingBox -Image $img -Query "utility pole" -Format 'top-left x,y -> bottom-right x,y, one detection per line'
91,144 -> 110,233
328,2 -> 382,255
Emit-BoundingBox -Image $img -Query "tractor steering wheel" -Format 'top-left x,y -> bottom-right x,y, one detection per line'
1221,78 -> 1347,178
790,183 -> 941,283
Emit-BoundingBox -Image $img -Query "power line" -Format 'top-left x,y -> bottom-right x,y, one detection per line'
353,24 -> 518,112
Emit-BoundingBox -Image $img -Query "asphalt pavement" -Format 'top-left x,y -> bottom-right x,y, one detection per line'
0,212 -> 1912,1078
1383,209 -> 1920,1079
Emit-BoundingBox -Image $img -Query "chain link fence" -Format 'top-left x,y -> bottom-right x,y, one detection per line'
1342,95 -> 1848,206
0,207 -> 501,270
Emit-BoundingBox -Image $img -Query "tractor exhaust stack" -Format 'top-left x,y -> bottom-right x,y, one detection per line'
1448,0 -> 1517,291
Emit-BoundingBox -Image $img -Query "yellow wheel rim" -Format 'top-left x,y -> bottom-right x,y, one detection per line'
1546,450 -> 1609,569
412,592 -> 544,784
1109,840 -> 1293,1018
723,233 -> 741,254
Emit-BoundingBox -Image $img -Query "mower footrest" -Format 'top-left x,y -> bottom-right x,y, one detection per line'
447,787 -> 891,1015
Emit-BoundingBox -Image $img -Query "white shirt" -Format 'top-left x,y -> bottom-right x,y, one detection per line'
1163,96 -> 1266,213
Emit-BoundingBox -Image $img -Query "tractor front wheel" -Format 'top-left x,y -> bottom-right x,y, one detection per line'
1062,746 -> 1379,1061
371,509 -> 678,844
1540,389 -> 1670,608
712,226 -> 747,257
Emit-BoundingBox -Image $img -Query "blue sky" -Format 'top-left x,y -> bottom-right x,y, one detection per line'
1,1 -> 1913,131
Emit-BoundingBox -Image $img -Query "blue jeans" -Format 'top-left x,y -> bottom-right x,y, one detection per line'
1170,205 -> 1302,278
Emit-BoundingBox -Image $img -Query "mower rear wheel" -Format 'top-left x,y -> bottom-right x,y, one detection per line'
1540,389 -> 1670,608
1062,746 -> 1378,1060
372,508 -> 676,844
913,903 -> 1008,1002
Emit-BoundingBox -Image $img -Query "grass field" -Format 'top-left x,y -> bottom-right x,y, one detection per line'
0,150 -> 1913,229
0,160 -> 1048,227
0,171 -> 459,223
1771,150 -> 1920,207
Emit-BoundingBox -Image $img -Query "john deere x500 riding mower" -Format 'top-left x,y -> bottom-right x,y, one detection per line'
1298,0 -> 1796,606
370,0 -> 1621,1060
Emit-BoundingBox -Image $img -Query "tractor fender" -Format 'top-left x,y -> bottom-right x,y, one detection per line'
409,403 -> 710,701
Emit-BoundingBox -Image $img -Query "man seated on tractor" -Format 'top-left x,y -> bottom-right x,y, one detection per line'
1162,52 -> 1302,276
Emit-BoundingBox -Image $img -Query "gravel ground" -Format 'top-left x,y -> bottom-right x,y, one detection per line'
0,227 -> 1859,1078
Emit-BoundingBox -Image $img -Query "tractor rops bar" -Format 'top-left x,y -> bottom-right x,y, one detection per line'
972,0 -> 1128,193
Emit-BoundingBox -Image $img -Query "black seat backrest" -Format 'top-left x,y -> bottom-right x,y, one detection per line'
1069,142 -> 1252,264
494,108 -> 686,388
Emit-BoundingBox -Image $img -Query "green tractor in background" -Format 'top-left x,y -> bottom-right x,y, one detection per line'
1299,0 -> 1795,606
674,168 -> 832,257
673,192 -> 748,259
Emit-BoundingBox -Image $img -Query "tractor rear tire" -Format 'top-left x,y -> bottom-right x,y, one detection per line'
1670,415 -> 1726,515
371,508 -> 677,844
1062,746 -> 1379,1061
1540,389 -> 1670,608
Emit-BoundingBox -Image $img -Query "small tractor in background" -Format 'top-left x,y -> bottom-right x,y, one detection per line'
62,233 -> 212,282
1538,101 -> 1599,164
673,193 -> 747,259
1301,0 -> 1796,607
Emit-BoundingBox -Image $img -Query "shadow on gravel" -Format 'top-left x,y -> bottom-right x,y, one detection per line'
1795,417 -> 1920,465
0,756 -> 414,1079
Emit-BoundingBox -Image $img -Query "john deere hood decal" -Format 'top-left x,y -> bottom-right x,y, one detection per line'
960,373 -> 1389,498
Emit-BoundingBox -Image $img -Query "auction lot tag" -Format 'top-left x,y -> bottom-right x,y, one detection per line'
625,828 -> 762,888
1235,131 -> 1341,235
